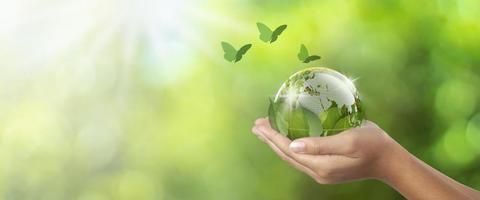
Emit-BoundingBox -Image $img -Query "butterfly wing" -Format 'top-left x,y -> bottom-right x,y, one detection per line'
235,44 -> 252,62
270,24 -> 287,43
303,55 -> 321,63
221,41 -> 237,62
256,22 -> 273,43
297,44 -> 309,61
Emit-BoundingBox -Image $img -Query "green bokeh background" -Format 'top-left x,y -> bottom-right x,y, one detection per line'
0,0 -> 479,199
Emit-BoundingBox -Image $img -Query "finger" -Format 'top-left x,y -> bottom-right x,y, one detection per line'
263,135 -> 319,178
254,117 -> 269,126
362,120 -> 379,128
255,122 -> 317,166
252,120 -> 318,177
251,126 -> 266,142
252,125 -> 262,136
312,155 -> 360,183
290,131 -> 357,156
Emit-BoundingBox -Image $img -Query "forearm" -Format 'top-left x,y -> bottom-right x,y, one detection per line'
416,156 -> 480,199
378,143 -> 477,200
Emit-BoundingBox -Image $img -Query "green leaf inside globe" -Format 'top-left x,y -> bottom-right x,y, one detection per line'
268,67 -> 365,140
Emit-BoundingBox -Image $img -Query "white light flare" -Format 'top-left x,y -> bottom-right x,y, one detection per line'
0,0 -> 200,86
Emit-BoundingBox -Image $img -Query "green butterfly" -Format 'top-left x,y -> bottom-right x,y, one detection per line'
256,22 -> 287,43
298,44 -> 321,63
221,41 -> 252,63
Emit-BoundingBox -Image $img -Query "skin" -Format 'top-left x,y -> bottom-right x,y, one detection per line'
252,118 -> 480,200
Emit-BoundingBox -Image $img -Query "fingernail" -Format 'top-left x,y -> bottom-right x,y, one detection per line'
290,141 -> 305,153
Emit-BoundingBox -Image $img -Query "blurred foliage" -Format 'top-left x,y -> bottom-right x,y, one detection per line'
0,0 -> 479,199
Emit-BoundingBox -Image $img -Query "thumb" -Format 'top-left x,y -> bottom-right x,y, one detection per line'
289,131 -> 355,155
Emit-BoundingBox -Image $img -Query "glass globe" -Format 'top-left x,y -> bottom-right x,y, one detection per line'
268,67 -> 365,140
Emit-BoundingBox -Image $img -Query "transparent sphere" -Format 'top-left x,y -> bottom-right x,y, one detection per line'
268,67 -> 365,140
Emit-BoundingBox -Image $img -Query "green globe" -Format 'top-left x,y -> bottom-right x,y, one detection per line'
268,67 -> 365,140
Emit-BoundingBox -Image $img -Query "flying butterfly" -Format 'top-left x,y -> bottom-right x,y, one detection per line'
221,41 -> 252,63
297,44 -> 321,63
256,22 -> 287,43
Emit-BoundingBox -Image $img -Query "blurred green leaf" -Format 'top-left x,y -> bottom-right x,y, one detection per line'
268,98 -> 279,131
334,116 -> 350,130
288,106 -> 309,139
302,106 -> 323,136
321,104 -> 343,136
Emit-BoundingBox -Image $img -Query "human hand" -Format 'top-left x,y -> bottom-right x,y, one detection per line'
252,118 -> 480,199
251,117 -> 399,184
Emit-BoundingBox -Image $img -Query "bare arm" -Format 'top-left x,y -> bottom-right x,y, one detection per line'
252,118 -> 480,200
378,141 -> 478,200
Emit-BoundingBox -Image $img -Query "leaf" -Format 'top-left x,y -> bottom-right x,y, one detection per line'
268,98 -> 289,136
303,55 -> 321,63
221,41 -> 237,62
288,106 -> 309,140
321,105 -> 342,133
256,22 -> 272,43
352,99 -> 365,126
268,98 -> 279,131
356,99 -> 365,121
234,44 -> 252,62
275,102 -> 290,135
270,24 -> 287,43
333,116 -> 350,130
297,44 -> 309,61
323,116 -> 349,135
301,106 -> 323,136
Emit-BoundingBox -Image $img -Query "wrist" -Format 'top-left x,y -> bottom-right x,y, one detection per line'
372,138 -> 411,183
372,140 -> 475,200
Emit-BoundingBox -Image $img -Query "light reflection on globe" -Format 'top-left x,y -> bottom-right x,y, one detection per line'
268,67 -> 365,140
